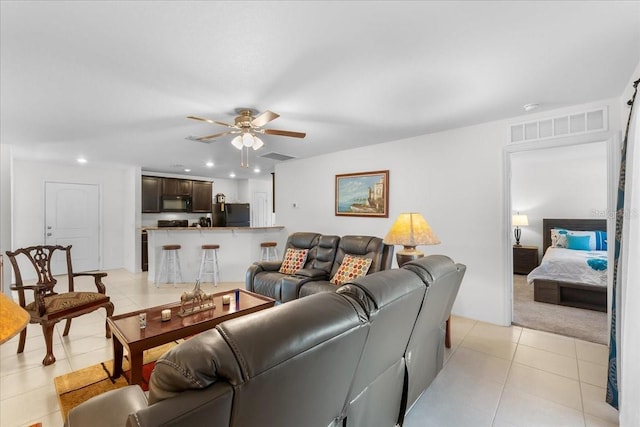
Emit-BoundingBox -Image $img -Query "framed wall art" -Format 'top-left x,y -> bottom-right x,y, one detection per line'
335,170 -> 389,218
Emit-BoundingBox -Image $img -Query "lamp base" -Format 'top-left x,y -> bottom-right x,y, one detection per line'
397,247 -> 425,268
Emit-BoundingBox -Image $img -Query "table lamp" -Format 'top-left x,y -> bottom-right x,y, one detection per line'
512,213 -> 529,247
0,292 -> 30,345
383,212 -> 440,267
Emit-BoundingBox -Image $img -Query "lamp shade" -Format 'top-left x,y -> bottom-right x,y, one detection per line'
383,212 -> 441,247
0,293 -> 30,345
512,214 -> 529,226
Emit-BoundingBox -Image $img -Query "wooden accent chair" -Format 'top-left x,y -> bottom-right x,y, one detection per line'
4,245 -> 114,365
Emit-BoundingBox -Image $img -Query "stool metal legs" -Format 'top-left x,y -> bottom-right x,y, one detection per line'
261,246 -> 279,261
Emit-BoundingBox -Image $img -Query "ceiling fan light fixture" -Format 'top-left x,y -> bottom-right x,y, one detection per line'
231,136 -> 243,150
252,136 -> 264,150
242,133 -> 254,147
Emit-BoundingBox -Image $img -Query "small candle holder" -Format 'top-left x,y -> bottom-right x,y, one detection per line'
161,309 -> 171,321
222,294 -> 231,305
138,313 -> 147,329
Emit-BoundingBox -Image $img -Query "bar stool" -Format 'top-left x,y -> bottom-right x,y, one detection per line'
260,241 -> 279,261
198,244 -> 220,285
155,244 -> 183,287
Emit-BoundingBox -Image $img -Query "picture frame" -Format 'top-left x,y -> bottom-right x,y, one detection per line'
335,170 -> 389,217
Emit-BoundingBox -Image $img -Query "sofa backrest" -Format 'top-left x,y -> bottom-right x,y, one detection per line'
337,269 -> 427,426
309,234 -> 340,274
149,292 -> 370,427
331,235 -> 385,277
401,255 -> 467,410
284,232 -> 321,269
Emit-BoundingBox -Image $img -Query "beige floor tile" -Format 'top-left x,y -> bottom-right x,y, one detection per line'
494,387 -> 585,427
467,322 -> 522,343
585,413 -> 619,427
20,410 -> 65,427
444,346 -> 512,384
0,359 -> 72,398
576,339 -> 610,365
506,363 -> 582,411
579,359 -> 608,388
581,382 -> 619,425
519,328 -> 577,358
514,344 -> 579,380
0,383 -> 60,427
460,334 -> 518,360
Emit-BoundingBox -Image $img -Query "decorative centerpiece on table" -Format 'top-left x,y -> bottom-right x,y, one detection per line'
178,280 -> 215,317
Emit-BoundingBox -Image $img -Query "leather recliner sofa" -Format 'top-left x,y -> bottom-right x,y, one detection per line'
245,232 -> 394,303
65,255 -> 466,427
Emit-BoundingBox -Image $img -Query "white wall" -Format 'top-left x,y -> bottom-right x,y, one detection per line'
511,141 -> 608,256
11,159 -> 136,276
275,98 -> 624,326
0,144 -> 13,293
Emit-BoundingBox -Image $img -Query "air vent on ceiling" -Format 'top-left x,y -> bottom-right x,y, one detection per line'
260,152 -> 296,161
509,106 -> 608,144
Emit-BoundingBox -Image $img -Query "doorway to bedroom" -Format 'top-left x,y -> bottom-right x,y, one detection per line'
508,140 -> 611,344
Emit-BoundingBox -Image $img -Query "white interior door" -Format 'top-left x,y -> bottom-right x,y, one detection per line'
252,192 -> 268,227
45,182 -> 100,274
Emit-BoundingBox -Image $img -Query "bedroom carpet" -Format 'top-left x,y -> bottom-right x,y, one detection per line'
512,274 -> 608,345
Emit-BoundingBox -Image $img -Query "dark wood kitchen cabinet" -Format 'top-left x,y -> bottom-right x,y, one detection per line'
141,231 -> 148,271
192,181 -> 213,213
141,176 -> 161,213
162,178 -> 192,196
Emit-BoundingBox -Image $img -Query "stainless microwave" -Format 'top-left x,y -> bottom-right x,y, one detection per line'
161,195 -> 192,212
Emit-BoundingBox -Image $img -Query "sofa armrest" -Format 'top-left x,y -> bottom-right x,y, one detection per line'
65,385 -> 148,427
281,269 -> 330,302
246,261 -> 283,291
129,383 -> 234,427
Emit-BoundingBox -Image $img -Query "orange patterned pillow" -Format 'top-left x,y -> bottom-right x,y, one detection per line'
330,254 -> 373,286
279,248 -> 309,274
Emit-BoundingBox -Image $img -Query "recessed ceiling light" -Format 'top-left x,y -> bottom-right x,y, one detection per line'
184,168 -> 191,172
77,157 -> 87,164
523,103 -> 540,112
229,172 -> 236,178
206,161 -> 214,167
253,167 -> 261,173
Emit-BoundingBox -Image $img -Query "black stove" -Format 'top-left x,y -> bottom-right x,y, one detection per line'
157,220 -> 189,228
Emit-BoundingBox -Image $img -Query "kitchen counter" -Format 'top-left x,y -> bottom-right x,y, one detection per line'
145,226 -> 287,284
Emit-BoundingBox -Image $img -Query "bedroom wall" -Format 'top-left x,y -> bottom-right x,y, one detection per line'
275,97 -> 624,326
511,141 -> 608,259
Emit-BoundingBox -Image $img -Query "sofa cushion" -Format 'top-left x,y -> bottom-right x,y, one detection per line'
279,248 -> 309,274
252,272 -> 284,300
330,254 -> 373,286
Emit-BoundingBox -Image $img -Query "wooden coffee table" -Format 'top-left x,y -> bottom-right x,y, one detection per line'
107,289 -> 274,386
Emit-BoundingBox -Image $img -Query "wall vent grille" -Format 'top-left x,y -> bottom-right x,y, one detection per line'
509,106 -> 608,144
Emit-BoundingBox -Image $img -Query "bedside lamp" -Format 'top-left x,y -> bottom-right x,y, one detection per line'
512,213 -> 529,247
0,292 -> 30,345
383,212 -> 440,267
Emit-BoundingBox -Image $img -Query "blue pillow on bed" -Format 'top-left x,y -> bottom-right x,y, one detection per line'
594,231 -> 607,251
566,234 -> 591,251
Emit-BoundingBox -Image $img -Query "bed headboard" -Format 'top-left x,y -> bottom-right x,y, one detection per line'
542,218 -> 607,252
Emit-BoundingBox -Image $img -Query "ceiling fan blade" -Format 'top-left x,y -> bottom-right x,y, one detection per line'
251,110 -> 280,127
187,116 -> 236,128
263,128 -> 306,138
195,131 -> 236,141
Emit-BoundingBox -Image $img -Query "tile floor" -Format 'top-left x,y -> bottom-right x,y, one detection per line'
0,269 -> 619,427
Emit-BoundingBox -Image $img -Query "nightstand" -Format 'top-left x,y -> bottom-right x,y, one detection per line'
513,245 -> 539,275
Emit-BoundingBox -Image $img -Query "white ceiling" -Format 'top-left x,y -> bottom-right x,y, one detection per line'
2,1 -> 639,180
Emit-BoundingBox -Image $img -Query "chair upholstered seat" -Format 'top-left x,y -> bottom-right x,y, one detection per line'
252,272 -> 284,300
298,281 -> 337,298
25,292 -> 109,316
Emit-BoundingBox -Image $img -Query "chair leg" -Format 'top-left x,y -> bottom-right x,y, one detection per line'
63,318 -> 72,336
104,302 -> 114,338
41,322 -> 56,366
17,328 -> 27,354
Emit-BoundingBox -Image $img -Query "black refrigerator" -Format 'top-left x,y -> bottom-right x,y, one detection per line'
212,203 -> 250,227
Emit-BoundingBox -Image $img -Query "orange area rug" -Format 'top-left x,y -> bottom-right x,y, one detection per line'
54,341 -> 179,421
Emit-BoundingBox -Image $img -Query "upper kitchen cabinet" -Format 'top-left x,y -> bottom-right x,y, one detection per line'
192,181 -> 213,213
142,176 -> 161,213
163,178 -> 192,196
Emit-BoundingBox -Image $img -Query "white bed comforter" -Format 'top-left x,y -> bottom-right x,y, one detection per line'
526,247 -> 607,288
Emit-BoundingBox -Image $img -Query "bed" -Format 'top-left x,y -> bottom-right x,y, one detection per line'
527,218 -> 608,312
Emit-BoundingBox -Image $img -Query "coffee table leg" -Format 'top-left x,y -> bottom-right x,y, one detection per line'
129,352 -> 143,386
112,336 -> 124,379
